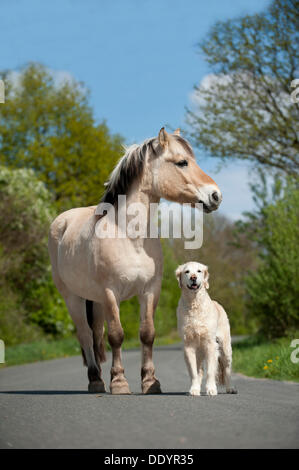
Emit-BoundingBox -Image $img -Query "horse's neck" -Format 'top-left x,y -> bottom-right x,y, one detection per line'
115,184 -> 160,246
126,181 -> 160,207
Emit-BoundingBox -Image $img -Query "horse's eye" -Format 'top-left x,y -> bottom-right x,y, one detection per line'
185,270 -> 190,274
176,160 -> 188,167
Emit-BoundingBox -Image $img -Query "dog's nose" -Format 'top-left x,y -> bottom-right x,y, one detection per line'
190,274 -> 197,281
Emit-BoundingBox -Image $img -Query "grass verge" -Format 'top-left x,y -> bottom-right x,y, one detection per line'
0,331 -> 180,368
232,334 -> 299,382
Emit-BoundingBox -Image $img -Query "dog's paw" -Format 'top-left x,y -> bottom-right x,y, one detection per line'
189,387 -> 201,396
226,387 -> 238,394
206,386 -> 218,396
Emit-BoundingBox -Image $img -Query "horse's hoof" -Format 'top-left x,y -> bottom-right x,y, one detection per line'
142,378 -> 162,394
88,381 -> 106,393
110,380 -> 131,395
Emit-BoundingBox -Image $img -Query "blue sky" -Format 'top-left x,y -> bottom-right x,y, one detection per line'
1,0 -> 270,219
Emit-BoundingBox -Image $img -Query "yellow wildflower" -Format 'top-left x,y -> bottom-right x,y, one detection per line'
263,365 -> 268,370
267,359 -> 273,363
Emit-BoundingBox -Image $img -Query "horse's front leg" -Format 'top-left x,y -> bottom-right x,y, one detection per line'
104,289 -> 131,394
138,291 -> 162,394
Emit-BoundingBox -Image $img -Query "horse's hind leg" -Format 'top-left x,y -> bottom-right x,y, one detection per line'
65,294 -> 106,393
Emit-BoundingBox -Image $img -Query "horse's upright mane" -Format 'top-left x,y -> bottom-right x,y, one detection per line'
100,137 -> 158,206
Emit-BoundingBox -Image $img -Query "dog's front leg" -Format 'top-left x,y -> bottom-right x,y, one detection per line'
205,340 -> 218,396
184,345 -> 201,396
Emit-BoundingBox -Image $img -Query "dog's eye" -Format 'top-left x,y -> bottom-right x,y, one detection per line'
185,270 -> 189,274
175,159 -> 188,167
197,270 -> 201,273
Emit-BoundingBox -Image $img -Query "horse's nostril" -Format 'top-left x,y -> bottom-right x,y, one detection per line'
212,191 -> 219,202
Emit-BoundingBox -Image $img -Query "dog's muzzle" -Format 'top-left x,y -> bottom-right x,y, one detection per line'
187,281 -> 200,290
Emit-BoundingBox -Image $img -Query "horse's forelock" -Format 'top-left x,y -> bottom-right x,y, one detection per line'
100,138 -> 156,205
172,135 -> 195,158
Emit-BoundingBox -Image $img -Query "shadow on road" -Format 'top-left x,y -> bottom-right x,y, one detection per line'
0,390 -> 234,396
0,390 -> 91,395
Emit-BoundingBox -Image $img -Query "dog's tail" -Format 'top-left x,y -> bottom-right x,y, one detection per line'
216,337 -> 230,386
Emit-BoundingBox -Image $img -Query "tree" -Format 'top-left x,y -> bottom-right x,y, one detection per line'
0,63 -> 124,210
236,175 -> 299,338
0,166 -> 73,342
186,0 -> 299,177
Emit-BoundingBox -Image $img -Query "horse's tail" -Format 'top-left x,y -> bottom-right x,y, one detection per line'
98,337 -> 107,363
81,300 -> 106,366
86,299 -> 94,329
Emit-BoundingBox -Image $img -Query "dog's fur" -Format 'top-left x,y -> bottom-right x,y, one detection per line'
176,261 -> 236,396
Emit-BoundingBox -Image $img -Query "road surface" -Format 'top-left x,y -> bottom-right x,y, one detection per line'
0,346 -> 298,448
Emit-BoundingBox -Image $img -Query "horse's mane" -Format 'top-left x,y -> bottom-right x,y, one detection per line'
100,134 -> 194,206
100,137 -> 158,205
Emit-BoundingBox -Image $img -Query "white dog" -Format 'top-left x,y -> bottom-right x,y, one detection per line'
175,261 -> 236,396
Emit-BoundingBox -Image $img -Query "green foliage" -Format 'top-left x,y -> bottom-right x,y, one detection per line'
187,0 -> 299,176
0,165 -> 73,343
238,177 -> 299,338
0,286 -> 43,346
0,63 -> 124,210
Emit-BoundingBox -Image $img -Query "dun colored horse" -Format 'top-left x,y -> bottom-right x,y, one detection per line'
48,128 -> 222,394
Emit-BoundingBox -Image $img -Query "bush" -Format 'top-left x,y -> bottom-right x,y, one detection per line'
0,286 -> 43,346
0,166 -> 74,342
245,181 -> 299,338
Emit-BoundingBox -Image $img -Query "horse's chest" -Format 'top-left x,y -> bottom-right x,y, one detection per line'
92,237 -> 162,300
119,253 -> 155,285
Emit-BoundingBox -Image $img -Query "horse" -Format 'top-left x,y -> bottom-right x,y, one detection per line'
48,128 -> 222,394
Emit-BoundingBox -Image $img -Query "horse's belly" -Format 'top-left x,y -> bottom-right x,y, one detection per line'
58,236 -> 158,301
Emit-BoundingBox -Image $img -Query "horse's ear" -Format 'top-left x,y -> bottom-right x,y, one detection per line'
173,128 -> 180,136
175,265 -> 184,288
203,266 -> 209,290
158,127 -> 169,148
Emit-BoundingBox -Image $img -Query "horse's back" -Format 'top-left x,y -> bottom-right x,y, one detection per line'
49,206 -> 96,244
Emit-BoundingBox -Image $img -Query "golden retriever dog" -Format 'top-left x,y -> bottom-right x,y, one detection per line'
175,261 -> 236,396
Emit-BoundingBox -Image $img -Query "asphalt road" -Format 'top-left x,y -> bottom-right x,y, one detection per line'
0,346 -> 298,449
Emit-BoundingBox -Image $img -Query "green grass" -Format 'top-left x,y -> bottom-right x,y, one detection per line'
0,331 -> 181,368
232,334 -> 299,382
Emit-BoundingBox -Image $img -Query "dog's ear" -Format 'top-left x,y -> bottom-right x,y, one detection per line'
203,266 -> 209,289
175,265 -> 184,288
